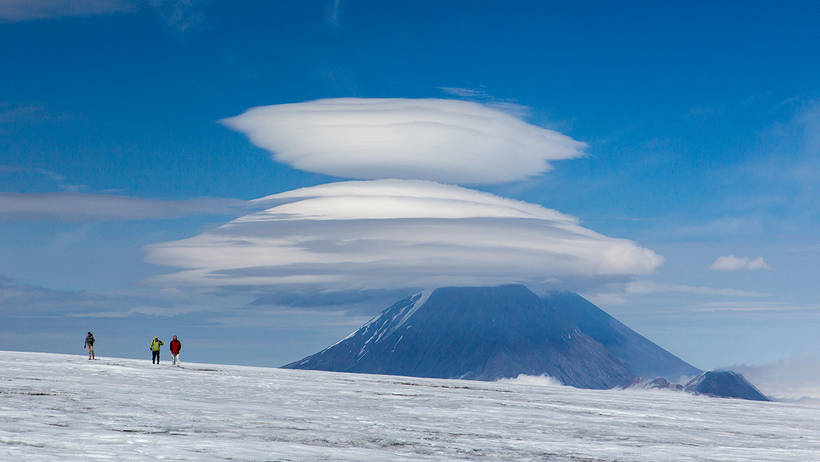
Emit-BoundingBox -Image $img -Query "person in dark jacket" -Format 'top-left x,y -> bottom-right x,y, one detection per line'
149,336 -> 164,364
84,332 -> 95,360
169,335 -> 182,367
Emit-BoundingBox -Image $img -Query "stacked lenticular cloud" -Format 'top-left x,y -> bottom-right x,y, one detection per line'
148,98 -> 662,290
219,98 -> 586,184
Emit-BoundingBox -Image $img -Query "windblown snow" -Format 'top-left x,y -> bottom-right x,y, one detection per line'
1,351 -> 818,461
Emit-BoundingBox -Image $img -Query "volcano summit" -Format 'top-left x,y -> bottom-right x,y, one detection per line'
284,285 -> 700,389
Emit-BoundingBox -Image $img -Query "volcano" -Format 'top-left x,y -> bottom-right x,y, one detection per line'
284,285 -> 700,389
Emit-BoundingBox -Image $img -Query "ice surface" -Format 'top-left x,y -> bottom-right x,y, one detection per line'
1,351 -> 819,461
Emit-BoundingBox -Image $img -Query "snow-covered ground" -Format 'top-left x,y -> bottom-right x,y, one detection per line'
1,351 -> 818,461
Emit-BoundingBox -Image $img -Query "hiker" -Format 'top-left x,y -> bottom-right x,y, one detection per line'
169,335 -> 182,367
84,332 -> 95,360
149,336 -> 164,364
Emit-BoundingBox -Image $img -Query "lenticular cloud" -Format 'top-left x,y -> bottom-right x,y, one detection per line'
221,98 -> 586,184
146,180 -> 662,290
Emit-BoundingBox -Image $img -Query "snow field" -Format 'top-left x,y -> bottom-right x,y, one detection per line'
1,351 -> 818,461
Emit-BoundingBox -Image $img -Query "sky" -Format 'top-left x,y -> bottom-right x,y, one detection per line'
1,0 -> 819,376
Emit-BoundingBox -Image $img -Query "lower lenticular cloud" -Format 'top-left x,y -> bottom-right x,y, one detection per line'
146,180 -> 662,290
220,98 -> 586,184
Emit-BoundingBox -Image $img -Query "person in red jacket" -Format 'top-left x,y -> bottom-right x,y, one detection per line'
169,335 -> 182,367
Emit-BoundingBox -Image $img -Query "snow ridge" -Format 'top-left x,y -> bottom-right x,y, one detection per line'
354,290 -> 431,359
386,289 -> 431,338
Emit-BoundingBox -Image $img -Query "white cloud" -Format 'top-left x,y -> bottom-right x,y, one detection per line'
436,87 -> 487,98
710,255 -> 772,271
0,192 -> 246,221
676,217 -> 764,239
0,276 -> 209,317
730,357 -> 820,403
207,309 -> 371,330
0,0 -> 203,30
0,164 -> 84,192
0,0 -> 134,21
435,88 -> 532,118
624,280 -> 765,297
693,301 -> 818,313
326,0 -> 341,27
148,0 -> 205,31
146,180 -> 662,291
220,98 -> 586,184
584,280 -> 765,306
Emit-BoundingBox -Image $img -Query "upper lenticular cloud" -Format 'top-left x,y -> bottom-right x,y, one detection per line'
146,180 -> 662,291
221,98 -> 586,184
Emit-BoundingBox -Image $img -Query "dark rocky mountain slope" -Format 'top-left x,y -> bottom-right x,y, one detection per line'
684,370 -> 769,401
543,291 -> 700,381
284,285 -> 701,389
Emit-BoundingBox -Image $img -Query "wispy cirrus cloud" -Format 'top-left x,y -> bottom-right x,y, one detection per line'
221,98 -> 585,184
325,0 -> 341,27
0,0 -> 134,22
710,255 -> 771,271
625,280 -> 765,297
0,0 -> 205,31
705,99 -> 820,238
0,275 -> 235,318
730,357 -> 820,403
0,102 -> 70,124
694,301 -> 817,313
0,165 -> 85,192
148,0 -> 206,31
0,276 -> 131,316
146,179 -> 662,292
584,279 -> 765,306
0,192 -> 246,222
436,87 -> 487,98
436,87 -> 531,118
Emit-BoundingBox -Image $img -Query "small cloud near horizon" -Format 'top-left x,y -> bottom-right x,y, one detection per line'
710,255 -> 772,271
584,279 -> 765,307
729,357 -> 820,403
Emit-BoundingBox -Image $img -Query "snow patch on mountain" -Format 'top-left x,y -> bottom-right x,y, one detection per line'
387,289 -> 431,336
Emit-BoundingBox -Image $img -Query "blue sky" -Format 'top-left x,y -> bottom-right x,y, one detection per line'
1,0 -> 819,372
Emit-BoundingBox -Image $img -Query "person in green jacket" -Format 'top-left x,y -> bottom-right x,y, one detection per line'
149,336 -> 164,364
